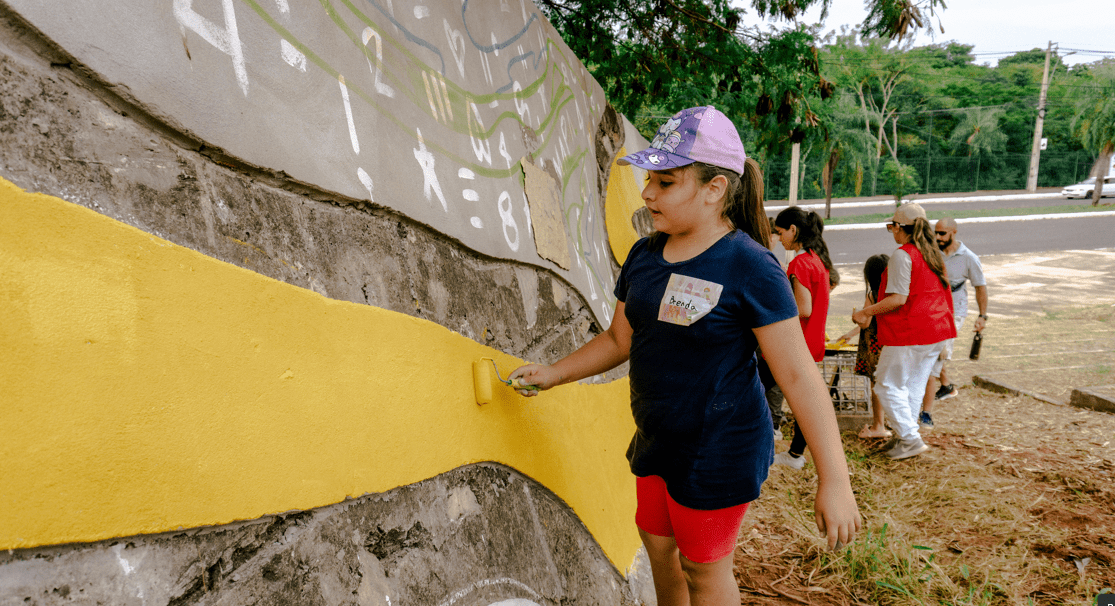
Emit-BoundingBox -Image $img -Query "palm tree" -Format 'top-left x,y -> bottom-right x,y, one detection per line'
949,107 -> 1007,191
1072,61 -> 1115,206
819,94 -> 877,217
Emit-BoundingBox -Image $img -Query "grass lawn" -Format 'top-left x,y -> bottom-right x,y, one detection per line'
739,304 -> 1115,605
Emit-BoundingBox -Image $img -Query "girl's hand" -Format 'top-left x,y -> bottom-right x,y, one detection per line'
508,364 -> 560,397
815,478 -> 863,550
851,307 -> 870,328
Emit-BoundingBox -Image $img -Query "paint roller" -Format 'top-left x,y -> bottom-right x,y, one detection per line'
472,357 -> 538,405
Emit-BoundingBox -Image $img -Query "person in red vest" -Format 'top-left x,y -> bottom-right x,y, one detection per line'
852,203 -> 955,460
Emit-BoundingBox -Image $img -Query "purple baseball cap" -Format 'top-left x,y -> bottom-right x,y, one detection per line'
618,106 -> 747,176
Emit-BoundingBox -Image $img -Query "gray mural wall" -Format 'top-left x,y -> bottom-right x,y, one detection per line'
0,0 -> 657,603
6,0 -> 619,325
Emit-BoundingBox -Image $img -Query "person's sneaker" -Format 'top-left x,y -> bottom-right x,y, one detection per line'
935,384 -> 957,400
918,411 -> 934,431
774,428 -> 783,442
886,437 -> 929,460
773,452 -> 805,470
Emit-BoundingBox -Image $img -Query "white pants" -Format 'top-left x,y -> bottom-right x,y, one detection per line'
875,342 -> 949,441
931,315 -> 965,377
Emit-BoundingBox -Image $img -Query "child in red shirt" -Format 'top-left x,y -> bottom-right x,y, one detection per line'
771,206 -> 838,470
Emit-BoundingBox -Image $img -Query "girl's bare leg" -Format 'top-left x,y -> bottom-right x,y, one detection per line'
639,529 -> 689,606
869,387 -> 886,431
679,552 -> 739,606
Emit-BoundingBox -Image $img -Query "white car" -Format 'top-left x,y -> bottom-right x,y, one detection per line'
1061,176 -> 1115,199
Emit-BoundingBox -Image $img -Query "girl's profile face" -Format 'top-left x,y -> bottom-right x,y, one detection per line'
773,224 -> 799,251
642,167 -> 705,235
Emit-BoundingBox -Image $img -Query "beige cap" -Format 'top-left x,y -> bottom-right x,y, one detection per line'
892,202 -> 926,226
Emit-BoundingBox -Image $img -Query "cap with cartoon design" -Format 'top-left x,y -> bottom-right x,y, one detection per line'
617,106 -> 746,176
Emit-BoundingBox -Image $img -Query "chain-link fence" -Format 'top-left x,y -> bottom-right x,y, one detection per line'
763,151 -> 1097,201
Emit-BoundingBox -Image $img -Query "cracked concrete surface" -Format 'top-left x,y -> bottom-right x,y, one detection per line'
0,465 -> 642,606
0,5 -> 642,603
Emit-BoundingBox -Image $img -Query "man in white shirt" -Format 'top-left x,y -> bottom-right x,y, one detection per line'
920,218 -> 988,430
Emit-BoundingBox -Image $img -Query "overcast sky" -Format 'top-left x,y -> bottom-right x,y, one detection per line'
771,0 -> 1114,67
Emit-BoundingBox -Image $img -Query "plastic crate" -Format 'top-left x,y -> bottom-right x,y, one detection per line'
817,351 -> 871,415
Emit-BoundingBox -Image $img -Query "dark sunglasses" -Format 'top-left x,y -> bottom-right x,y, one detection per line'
935,231 -> 949,236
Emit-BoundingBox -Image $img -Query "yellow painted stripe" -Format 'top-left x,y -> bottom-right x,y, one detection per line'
0,176 -> 640,569
604,148 -> 645,265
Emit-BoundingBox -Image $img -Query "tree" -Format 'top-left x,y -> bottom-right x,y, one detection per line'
881,159 -> 920,204
949,107 -> 1007,190
535,0 -> 945,154
1071,60 -> 1115,206
821,30 -> 927,196
817,92 -> 877,216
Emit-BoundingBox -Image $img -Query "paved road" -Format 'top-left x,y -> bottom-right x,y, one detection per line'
823,213 -> 1115,263
770,193 -> 1093,219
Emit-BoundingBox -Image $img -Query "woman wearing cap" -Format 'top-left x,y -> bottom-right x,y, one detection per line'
511,106 -> 860,606
852,203 -> 955,460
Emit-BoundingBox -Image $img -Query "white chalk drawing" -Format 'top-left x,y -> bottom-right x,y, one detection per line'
497,191 -> 520,252
9,0 -> 621,324
435,577 -> 543,606
357,167 -> 374,200
413,128 -> 447,212
361,27 -> 396,98
172,0 -> 248,96
280,39 -> 306,70
339,76 -> 360,154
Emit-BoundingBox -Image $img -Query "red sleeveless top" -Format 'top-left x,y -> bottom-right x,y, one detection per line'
877,244 -> 956,346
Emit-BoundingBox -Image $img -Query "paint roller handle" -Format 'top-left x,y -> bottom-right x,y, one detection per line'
510,378 -> 540,392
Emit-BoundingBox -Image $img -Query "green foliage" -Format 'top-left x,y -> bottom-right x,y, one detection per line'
536,0 -> 942,160
881,159 -> 920,203
757,39 -> 1104,199
998,48 -> 1066,72
538,2 -> 1107,199
862,0 -> 946,41
819,524 -> 1008,605
1071,61 -> 1115,156
949,107 -> 1008,157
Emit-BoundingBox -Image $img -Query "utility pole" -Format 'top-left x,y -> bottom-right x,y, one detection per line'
789,142 -> 800,205
1026,41 -> 1054,192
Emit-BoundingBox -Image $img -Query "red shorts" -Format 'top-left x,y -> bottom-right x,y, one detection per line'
635,475 -> 750,563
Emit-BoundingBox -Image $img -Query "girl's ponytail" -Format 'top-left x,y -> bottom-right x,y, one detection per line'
863,253 -> 889,304
738,158 -> 770,248
694,158 -> 770,248
909,217 -> 948,289
808,211 -> 840,288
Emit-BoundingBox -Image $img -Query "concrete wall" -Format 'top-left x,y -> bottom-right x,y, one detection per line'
4,0 -> 621,327
0,0 -> 653,603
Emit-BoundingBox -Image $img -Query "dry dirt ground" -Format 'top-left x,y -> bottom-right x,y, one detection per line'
737,303 -> 1115,605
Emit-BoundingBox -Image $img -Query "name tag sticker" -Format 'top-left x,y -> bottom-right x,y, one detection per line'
658,273 -> 724,326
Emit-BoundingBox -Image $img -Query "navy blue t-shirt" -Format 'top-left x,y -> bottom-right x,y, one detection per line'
614,231 -> 798,510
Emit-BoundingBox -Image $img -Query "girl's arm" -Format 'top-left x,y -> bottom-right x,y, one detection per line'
790,276 -> 813,318
755,317 -> 862,549
837,326 -> 860,343
509,301 -> 632,394
851,293 -> 905,326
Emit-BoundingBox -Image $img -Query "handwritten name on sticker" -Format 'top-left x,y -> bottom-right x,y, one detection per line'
658,274 -> 723,326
